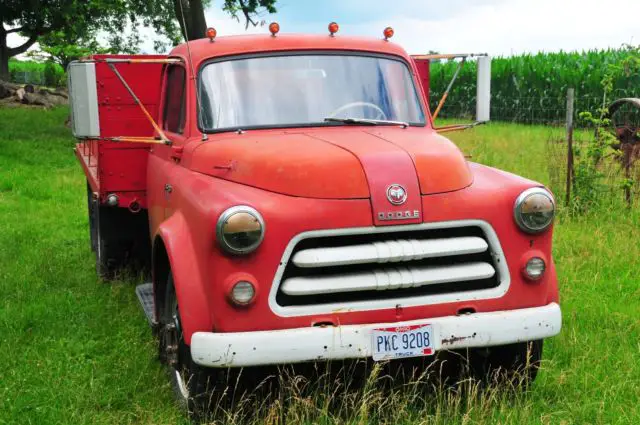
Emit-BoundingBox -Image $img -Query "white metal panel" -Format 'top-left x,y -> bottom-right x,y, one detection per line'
191,302 -> 562,367
292,236 -> 488,268
281,262 -> 495,296
476,56 -> 491,122
67,62 -> 100,138
269,220 -> 511,317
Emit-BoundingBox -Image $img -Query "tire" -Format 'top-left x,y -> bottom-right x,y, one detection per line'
94,205 -> 128,280
161,274 -> 228,420
87,183 -> 98,252
86,180 -> 151,280
467,340 -> 543,387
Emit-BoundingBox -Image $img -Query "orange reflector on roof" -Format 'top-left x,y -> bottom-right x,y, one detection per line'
206,27 -> 217,41
269,22 -> 280,36
383,27 -> 394,40
328,22 -> 339,35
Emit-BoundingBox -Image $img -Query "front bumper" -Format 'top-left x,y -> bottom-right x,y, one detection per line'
191,303 -> 561,367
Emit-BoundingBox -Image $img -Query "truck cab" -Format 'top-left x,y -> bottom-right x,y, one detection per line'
70,27 -> 561,417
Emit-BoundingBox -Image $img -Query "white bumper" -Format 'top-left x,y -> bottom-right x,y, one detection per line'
191,303 -> 561,368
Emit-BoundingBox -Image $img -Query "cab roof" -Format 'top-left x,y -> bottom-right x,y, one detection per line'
169,34 -> 412,69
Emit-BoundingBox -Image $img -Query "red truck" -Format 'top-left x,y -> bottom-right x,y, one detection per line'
69,24 -> 561,417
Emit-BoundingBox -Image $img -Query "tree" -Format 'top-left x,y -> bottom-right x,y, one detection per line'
0,0 -> 277,81
34,31 -> 108,70
34,28 -> 141,70
174,0 -> 277,41
0,1 -> 140,80
0,0 -> 79,79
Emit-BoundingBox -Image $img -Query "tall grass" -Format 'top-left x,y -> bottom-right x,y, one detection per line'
430,48 -> 640,123
201,361 -> 540,425
1,108 -> 639,424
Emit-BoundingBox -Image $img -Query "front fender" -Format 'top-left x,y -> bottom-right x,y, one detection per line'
155,211 -> 212,345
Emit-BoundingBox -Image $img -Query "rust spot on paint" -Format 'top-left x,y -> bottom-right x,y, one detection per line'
441,332 -> 477,345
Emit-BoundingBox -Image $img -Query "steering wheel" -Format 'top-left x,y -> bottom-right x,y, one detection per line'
327,101 -> 388,120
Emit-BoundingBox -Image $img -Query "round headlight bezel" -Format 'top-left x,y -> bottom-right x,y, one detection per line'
513,188 -> 555,234
216,206 -> 265,255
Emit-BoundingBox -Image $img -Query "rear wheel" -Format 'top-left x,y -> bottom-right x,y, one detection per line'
94,206 -> 128,279
87,183 -> 98,252
85,180 -> 151,280
161,274 -> 228,420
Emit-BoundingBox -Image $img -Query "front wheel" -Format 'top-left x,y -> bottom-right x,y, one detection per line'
160,274 -> 229,420
467,340 -> 543,387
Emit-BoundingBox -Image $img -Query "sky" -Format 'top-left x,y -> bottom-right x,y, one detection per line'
7,0 -> 640,57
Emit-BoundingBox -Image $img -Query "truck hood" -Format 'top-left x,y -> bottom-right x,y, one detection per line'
189,127 -> 472,201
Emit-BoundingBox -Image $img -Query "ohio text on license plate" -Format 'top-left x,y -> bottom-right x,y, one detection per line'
371,324 -> 435,361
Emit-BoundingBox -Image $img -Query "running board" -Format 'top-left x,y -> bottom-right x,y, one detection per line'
135,283 -> 156,327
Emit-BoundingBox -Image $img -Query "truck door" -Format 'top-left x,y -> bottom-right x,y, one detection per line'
148,63 -> 188,234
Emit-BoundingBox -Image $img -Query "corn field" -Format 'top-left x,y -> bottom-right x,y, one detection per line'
430,48 -> 640,124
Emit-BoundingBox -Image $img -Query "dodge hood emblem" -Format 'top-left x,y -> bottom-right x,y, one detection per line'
386,184 -> 407,205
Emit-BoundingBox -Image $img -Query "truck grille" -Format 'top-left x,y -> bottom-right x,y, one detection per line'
272,221 -> 508,313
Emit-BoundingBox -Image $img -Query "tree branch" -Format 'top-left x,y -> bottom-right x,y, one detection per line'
6,27 -> 25,34
8,35 -> 38,56
243,12 -> 257,29
237,0 -> 259,29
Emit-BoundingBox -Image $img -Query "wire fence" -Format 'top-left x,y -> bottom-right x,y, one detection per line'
432,90 -> 639,127
546,131 -> 640,210
9,71 -> 47,86
434,89 -> 640,209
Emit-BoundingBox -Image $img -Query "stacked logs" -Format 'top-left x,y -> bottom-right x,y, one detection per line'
0,80 -> 69,108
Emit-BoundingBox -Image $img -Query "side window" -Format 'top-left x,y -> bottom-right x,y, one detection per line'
163,65 -> 186,134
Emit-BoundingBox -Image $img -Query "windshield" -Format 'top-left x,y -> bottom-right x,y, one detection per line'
199,54 -> 425,131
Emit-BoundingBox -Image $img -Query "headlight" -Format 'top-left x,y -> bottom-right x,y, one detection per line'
513,188 -> 555,233
216,206 -> 265,254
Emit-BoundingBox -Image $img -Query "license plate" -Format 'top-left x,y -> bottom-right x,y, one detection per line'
371,324 -> 435,361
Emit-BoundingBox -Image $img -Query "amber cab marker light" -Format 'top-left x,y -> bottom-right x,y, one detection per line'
328,22 -> 339,36
206,27 -> 217,42
383,26 -> 394,41
269,22 -> 280,36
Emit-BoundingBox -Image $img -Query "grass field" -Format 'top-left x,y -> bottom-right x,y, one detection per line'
1,107 -> 639,425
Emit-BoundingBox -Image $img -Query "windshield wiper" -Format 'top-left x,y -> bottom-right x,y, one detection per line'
324,117 -> 409,128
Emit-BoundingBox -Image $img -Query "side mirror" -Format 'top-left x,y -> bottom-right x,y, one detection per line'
476,56 -> 491,122
67,62 -> 101,138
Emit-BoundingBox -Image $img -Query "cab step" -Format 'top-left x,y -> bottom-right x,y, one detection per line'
135,283 -> 156,327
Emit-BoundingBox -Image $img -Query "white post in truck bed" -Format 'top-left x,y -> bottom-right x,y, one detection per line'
476,56 -> 491,122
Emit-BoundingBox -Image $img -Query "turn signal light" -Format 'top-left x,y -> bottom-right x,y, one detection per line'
328,22 -> 339,35
269,22 -> 280,36
383,26 -> 394,40
206,27 -> 217,41
523,257 -> 546,281
230,281 -> 256,305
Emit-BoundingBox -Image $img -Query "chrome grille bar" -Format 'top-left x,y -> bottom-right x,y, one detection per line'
281,262 -> 496,296
292,236 -> 488,268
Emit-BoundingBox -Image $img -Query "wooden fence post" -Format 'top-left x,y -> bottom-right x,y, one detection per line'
565,88 -> 575,207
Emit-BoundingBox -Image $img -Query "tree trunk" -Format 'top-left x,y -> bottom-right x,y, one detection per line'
187,0 -> 207,40
0,26 -> 37,81
173,0 -> 208,41
0,29 -> 9,81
